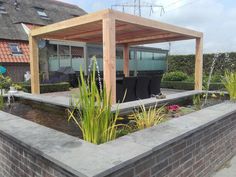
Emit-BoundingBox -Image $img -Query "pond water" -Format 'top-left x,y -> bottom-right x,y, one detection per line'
3,99 -> 82,138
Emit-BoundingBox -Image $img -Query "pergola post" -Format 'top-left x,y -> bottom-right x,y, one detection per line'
123,44 -> 129,77
103,15 -> 116,104
29,34 -> 40,94
194,37 -> 203,90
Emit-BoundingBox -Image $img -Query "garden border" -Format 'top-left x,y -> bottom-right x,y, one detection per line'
0,92 -> 236,177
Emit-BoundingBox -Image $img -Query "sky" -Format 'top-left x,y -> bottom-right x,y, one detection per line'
58,0 -> 236,55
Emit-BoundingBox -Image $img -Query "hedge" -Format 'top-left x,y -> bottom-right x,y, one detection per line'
161,81 -> 225,91
167,52 -> 236,76
22,82 -> 70,93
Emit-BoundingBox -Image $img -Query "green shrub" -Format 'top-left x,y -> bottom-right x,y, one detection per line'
0,75 -> 12,94
162,71 -> 188,81
161,81 -> 225,91
211,74 -> 223,83
167,52 -> 236,76
161,81 -> 194,90
22,82 -> 70,93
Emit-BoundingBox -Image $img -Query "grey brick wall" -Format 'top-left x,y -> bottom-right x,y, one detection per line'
0,114 -> 236,177
106,114 -> 236,177
0,135 -> 78,177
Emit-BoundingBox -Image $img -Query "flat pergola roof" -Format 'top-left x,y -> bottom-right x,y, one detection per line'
30,9 -> 203,104
31,9 -> 202,45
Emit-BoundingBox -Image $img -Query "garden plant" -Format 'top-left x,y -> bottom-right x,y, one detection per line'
67,57 -> 122,144
222,71 -> 236,101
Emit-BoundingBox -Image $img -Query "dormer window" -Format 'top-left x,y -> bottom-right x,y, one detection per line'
35,7 -> 49,19
71,14 -> 79,18
9,43 -> 22,55
0,2 -> 7,14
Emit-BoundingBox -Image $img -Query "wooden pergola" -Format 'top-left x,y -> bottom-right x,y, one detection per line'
29,9 -> 203,104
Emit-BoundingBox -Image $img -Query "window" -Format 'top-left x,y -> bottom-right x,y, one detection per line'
71,14 -> 79,18
9,43 -> 22,55
0,2 -> 7,14
35,7 -> 49,19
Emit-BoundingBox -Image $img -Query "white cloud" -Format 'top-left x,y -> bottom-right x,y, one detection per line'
146,0 -> 236,54
59,0 -> 236,55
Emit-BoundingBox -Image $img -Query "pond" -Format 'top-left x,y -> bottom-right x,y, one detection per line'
1,92 -> 228,141
2,99 -> 82,138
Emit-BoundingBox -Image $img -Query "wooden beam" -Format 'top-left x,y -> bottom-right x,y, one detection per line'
29,34 -> 40,94
116,30 -> 169,41
31,9 -> 110,37
117,33 -> 181,44
103,15 -> 116,104
123,44 -> 129,77
112,10 -> 203,38
126,36 -> 194,45
64,24 -> 132,40
194,37 -> 203,90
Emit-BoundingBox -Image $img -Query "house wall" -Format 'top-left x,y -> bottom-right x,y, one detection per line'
2,63 -> 29,82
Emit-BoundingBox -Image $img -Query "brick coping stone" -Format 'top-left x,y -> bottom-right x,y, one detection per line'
0,91 -> 235,177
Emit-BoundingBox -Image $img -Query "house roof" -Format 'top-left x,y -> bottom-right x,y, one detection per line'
0,0 -> 87,41
0,40 -> 29,63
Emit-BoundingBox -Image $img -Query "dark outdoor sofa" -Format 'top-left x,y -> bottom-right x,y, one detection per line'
116,74 -> 163,103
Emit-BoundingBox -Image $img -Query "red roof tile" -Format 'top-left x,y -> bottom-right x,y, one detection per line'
25,23 -> 42,30
0,40 -> 29,63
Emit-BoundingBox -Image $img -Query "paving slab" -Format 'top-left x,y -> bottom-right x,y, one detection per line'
213,155 -> 236,177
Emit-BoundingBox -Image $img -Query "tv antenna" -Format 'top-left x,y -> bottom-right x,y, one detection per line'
111,0 -> 165,17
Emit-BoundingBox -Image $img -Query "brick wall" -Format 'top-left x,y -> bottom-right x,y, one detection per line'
0,113 -> 236,177
107,114 -> 236,177
0,134 -> 78,177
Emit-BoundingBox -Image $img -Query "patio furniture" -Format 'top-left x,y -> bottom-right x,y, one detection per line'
69,74 -> 78,87
123,77 -> 137,102
149,75 -> 162,96
116,81 -> 124,103
136,76 -> 150,99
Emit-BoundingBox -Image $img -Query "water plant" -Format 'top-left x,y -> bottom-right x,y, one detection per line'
222,71 -> 236,101
193,94 -> 202,110
67,57 -> 122,144
129,103 -> 166,130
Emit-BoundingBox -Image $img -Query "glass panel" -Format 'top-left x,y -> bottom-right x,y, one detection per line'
59,45 -> 70,56
48,44 -> 59,71
129,50 -> 136,71
72,58 -> 85,71
116,59 -> 123,71
137,51 -> 167,71
71,46 -> 84,58
116,49 -> 123,59
49,56 -> 59,71
60,57 -> 71,67
59,45 -> 70,68
71,46 -> 85,71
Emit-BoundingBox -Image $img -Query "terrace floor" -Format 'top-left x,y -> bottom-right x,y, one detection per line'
41,88 -> 185,97
213,155 -> 236,177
